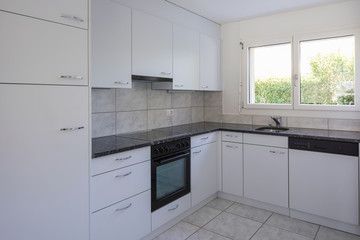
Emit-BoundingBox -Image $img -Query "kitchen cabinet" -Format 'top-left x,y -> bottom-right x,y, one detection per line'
0,0 -> 88,29
91,0 -> 132,88
173,24 -> 200,90
243,134 -> 288,208
200,34 -> 221,91
222,132 -> 243,196
191,133 -> 218,206
0,84 -> 89,240
289,149 -> 358,225
0,11 -> 88,86
132,10 -> 172,79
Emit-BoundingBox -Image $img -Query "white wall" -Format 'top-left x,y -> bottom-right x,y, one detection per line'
222,0 -> 360,118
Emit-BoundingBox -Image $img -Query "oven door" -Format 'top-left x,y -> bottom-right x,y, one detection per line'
151,151 -> 190,212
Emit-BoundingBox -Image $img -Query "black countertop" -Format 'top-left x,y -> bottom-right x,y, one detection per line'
92,122 -> 360,158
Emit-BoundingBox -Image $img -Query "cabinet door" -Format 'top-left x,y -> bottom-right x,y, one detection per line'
173,24 -> 200,90
0,84 -> 89,240
290,150 -> 358,225
92,190 -> 151,240
0,11 -> 88,85
91,0 -> 131,88
191,142 -> 217,206
0,0 -> 87,29
244,144 -> 288,208
222,142 -> 243,196
200,34 -> 221,91
132,10 -> 172,78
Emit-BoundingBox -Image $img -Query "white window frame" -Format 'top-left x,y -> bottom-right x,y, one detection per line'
241,29 -> 360,112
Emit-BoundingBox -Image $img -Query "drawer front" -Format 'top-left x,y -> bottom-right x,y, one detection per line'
91,190 -> 151,240
191,132 -> 217,148
152,194 -> 191,231
243,133 -> 288,148
222,131 -> 243,143
92,147 -> 150,176
91,161 -> 150,212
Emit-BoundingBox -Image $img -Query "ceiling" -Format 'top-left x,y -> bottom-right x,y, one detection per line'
165,0 -> 351,24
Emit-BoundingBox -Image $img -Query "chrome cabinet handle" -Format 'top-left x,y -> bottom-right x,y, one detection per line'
60,126 -> 84,131
59,75 -> 83,79
226,145 -> 238,149
168,204 -> 178,211
114,81 -> 129,84
193,150 -> 202,154
269,150 -> 285,155
226,134 -> 238,138
115,171 -> 132,178
200,137 -> 209,140
115,203 -> 132,211
115,155 -> 132,161
175,84 -> 184,87
160,72 -> 171,75
60,14 -> 84,22
202,86 -> 209,88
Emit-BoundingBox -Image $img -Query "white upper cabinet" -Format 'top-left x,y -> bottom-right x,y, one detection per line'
0,11 -> 88,85
132,10 -> 173,79
173,24 -> 200,90
0,0 -> 88,29
91,0 -> 131,88
200,34 -> 221,91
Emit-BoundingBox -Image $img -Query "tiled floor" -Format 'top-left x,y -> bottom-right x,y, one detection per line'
153,198 -> 360,240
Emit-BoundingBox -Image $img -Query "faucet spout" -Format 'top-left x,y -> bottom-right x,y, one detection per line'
271,116 -> 281,128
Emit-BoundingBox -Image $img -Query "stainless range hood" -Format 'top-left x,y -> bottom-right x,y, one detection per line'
132,75 -> 174,90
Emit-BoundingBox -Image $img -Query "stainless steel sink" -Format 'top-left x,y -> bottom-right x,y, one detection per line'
254,126 -> 289,132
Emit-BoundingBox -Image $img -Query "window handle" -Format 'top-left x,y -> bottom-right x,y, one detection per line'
294,74 -> 298,87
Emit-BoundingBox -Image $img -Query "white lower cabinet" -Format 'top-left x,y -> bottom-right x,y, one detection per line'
91,190 -> 151,240
152,194 -> 191,231
222,142 -> 243,196
191,141 -> 218,206
244,136 -> 288,208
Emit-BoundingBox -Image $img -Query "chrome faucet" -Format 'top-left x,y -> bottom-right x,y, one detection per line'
271,116 -> 281,128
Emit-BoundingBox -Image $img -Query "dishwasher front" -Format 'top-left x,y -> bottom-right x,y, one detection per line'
289,137 -> 359,225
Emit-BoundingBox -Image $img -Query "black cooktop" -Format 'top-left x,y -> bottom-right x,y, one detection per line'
119,128 -> 188,144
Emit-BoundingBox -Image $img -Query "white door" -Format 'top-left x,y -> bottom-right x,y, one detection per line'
0,0 -> 88,29
132,10 -> 172,78
244,144 -> 288,208
191,142 -> 217,206
200,34 -> 221,91
91,0 -> 131,88
0,84 -> 89,240
222,142 -> 243,196
289,149 -> 358,225
0,11 -> 88,85
173,24 -> 200,90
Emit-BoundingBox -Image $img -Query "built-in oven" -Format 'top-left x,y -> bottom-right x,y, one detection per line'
151,137 -> 191,212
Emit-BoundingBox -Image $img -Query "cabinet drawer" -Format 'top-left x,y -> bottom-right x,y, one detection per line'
0,11 -> 88,85
244,133 -> 287,148
191,132 -> 217,148
91,161 -> 150,212
152,194 -> 191,231
222,131 -> 243,143
92,147 -> 150,176
91,190 -> 151,240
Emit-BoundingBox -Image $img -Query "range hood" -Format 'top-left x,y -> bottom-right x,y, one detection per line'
132,75 -> 174,90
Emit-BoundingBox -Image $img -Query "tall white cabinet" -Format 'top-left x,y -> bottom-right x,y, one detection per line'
0,3 -> 89,240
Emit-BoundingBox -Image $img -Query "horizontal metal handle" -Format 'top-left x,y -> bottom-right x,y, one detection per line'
115,171 -> 132,178
115,155 -> 132,161
60,126 -> 84,131
226,134 -> 238,138
200,137 -> 209,140
60,14 -> 84,22
160,72 -> 171,75
168,204 -> 178,211
114,81 -> 129,84
226,145 -> 238,149
175,84 -> 184,87
193,150 -> 202,154
59,75 -> 83,79
269,150 -> 286,155
115,203 -> 132,211
202,86 -> 209,88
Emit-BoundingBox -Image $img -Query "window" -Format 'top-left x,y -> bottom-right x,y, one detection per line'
243,30 -> 359,111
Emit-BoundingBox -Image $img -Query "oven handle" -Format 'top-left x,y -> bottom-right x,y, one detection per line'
154,152 -> 190,165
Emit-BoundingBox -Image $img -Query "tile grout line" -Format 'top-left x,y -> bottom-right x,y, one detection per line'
248,212 -> 274,240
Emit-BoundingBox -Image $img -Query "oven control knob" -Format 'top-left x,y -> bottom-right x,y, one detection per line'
153,149 -> 159,155
164,146 -> 169,152
158,147 -> 164,153
184,141 -> 189,147
176,143 -> 181,149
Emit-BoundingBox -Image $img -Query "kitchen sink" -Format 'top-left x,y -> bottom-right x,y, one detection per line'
254,126 -> 289,132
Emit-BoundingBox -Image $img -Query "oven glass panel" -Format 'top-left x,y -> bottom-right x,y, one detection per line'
156,157 -> 186,200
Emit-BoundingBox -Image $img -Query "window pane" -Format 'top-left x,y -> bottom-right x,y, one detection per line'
300,36 -> 355,105
249,43 -> 291,104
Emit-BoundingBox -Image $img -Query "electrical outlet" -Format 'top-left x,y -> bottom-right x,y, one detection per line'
166,109 -> 174,116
